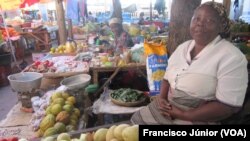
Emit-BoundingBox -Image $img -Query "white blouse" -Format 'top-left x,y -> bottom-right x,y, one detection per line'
164,36 -> 248,107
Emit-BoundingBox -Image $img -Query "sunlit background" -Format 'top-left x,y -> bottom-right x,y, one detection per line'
23,0 -> 229,18
2,0 -> 249,23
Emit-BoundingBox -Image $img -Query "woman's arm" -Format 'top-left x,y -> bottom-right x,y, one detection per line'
165,100 -> 240,122
159,79 -> 170,100
157,79 -> 172,118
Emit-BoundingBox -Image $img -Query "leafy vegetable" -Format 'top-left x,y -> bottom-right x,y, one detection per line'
110,88 -> 145,102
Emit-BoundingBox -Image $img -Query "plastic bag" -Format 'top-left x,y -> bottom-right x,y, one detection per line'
144,40 -> 168,96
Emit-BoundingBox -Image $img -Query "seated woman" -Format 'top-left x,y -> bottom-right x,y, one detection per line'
102,18 -> 147,91
109,18 -> 134,55
131,2 -> 248,124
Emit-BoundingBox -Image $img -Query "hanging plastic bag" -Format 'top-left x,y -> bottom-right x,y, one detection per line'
144,39 -> 168,96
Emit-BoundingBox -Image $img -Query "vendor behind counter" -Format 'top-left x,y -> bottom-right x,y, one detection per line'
92,18 -> 147,92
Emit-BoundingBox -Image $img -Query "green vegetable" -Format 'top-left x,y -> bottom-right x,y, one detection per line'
110,88 -> 145,102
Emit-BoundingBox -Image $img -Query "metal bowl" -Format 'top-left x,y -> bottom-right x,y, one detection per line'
8,72 -> 43,92
60,74 -> 91,90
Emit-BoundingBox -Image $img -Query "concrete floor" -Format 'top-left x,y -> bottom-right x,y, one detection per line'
0,85 -> 18,120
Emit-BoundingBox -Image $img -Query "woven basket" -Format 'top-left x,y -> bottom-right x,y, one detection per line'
40,77 -> 63,91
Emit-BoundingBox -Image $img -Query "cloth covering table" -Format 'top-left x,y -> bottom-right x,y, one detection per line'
92,89 -> 146,114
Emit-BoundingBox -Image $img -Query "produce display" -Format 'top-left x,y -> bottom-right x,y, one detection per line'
24,56 -> 89,73
41,124 -> 139,141
24,60 -> 55,73
127,24 -> 158,38
35,92 -> 81,137
0,27 -> 19,40
50,41 -> 89,55
90,48 -> 146,68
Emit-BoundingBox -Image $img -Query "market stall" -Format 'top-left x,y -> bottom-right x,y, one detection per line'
0,18 -> 168,140
19,25 -> 59,52
23,55 -> 89,90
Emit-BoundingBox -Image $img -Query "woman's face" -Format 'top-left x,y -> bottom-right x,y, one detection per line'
190,5 -> 222,45
110,23 -> 122,36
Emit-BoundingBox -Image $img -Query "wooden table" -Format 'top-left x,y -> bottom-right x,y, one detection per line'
19,28 -> 59,52
89,64 -> 147,125
90,64 -> 147,84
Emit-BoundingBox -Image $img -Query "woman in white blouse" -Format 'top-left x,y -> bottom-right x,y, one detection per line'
131,2 -> 248,124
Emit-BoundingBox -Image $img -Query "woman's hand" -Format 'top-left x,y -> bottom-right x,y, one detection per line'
156,96 -> 172,119
165,104 -> 186,120
160,101 -> 239,122
156,96 -> 186,120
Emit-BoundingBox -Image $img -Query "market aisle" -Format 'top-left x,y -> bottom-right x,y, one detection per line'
0,52 -> 33,121
0,85 -> 18,120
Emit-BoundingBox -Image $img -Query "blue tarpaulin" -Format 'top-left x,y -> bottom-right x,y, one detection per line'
66,0 -> 79,25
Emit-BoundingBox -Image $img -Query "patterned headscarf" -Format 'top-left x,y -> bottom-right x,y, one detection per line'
199,2 -> 231,38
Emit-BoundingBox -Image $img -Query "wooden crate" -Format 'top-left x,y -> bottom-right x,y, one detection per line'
40,71 -> 87,90
40,77 -> 63,91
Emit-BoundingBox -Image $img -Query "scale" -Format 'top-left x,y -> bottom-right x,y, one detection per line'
17,90 -> 41,108
8,72 -> 43,108
60,74 -> 91,108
